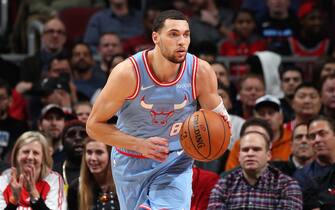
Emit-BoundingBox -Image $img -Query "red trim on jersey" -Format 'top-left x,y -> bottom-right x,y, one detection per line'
192,56 -> 199,99
127,57 -> 141,99
138,204 -> 152,210
116,147 -> 147,158
142,50 -> 186,87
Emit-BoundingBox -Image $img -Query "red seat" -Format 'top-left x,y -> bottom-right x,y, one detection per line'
58,7 -> 99,49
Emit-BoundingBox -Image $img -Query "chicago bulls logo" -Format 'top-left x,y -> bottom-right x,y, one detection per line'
140,95 -> 187,126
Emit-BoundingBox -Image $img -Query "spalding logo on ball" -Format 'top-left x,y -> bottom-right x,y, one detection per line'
179,109 -> 231,162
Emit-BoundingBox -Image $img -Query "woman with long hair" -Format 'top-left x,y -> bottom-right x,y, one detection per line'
0,131 -> 66,209
68,137 -> 119,210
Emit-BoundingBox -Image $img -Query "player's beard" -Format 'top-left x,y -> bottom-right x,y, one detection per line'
159,43 -> 186,64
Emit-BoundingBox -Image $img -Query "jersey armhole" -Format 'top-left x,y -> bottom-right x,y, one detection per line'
126,56 -> 141,100
192,55 -> 199,100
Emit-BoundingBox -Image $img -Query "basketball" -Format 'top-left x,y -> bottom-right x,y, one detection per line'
179,109 -> 231,162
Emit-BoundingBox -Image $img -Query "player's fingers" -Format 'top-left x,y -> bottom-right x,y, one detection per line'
151,138 -> 169,146
150,152 -> 168,162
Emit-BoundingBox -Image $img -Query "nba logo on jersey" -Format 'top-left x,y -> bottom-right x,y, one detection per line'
140,95 -> 188,126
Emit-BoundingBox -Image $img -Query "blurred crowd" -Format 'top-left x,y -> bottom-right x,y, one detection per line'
0,0 -> 334,209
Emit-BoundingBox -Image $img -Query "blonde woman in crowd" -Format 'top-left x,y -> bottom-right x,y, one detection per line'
0,131 -> 67,209
67,137 -> 119,210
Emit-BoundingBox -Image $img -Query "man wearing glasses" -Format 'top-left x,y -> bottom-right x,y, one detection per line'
20,17 -> 68,86
294,115 -> 335,210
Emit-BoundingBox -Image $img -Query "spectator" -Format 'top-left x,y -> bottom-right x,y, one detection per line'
20,17 -> 68,86
208,131 -> 302,209
123,5 -> 160,55
84,0 -> 143,53
271,123 -> 314,176
46,55 -> 78,104
286,82 -> 321,130
73,101 -> 92,123
188,0 -> 233,48
71,43 -> 106,101
320,74 -> 335,119
67,138 -> 120,210
287,2 -> 334,57
226,95 -> 292,171
27,60 -> 75,127
53,120 -> 87,195
0,131 -> 67,209
226,117 -> 273,171
38,104 -> 66,164
97,33 -> 124,74
218,8 -> 267,83
313,56 -> 335,83
294,115 -> 335,209
0,79 -> 28,163
231,74 -> 265,119
218,8 -> 266,57
279,66 -> 303,122
253,95 -> 292,161
40,77 -> 73,113
259,0 -> 298,55
11,0 -> 106,53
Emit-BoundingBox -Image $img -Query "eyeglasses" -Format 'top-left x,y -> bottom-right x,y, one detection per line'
44,29 -> 66,35
64,129 -> 87,139
307,129 -> 331,140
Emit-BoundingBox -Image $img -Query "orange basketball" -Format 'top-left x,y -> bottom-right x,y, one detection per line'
179,109 -> 231,162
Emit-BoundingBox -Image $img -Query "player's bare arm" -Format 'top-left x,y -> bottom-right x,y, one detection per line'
86,59 -> 169,162
196,59 -> 231,125
196,59 -> 222,109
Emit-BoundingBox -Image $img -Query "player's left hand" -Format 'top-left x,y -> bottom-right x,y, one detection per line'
140,137 -> 169,162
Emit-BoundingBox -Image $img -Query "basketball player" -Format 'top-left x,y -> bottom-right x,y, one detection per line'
86,10 -> 230,210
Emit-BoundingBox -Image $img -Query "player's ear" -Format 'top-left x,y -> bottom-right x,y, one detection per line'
152,32 -> 159,44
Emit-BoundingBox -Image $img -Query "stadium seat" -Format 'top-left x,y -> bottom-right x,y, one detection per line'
58,7 -> 99,49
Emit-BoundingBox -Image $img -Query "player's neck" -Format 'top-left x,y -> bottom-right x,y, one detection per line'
148,49 -> 181,83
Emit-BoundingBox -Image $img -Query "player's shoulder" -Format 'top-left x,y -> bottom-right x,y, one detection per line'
194,57 -> 215,81
195,58 -> 213,76
109,58 -> 138,81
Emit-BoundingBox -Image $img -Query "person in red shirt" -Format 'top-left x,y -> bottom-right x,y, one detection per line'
218,9 -> 267,80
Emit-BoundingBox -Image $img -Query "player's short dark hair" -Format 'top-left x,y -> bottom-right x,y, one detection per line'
152,10 -> 188,32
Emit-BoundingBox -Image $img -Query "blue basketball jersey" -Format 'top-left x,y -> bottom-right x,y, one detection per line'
116,50 -> 198,155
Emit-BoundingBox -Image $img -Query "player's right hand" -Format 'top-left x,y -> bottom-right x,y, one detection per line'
140,137 -> 169,162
